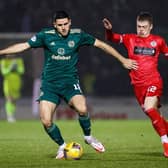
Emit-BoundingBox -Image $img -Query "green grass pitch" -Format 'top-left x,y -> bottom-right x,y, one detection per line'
0,120 -> 168,168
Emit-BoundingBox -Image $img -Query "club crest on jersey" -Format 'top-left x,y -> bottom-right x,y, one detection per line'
68,40 -> 75,48
150,41 -> 157,47
31,36 -> 37,42
57,48 -> 65,55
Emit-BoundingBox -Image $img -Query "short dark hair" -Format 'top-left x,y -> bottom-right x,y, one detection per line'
137,11 -> 153,24
52,10 -> 70,22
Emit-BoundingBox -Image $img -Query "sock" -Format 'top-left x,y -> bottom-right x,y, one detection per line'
84,135 -> 92,140
145,108 -> 167,136
59,142 -> 66,149
5,101 -> 16,116
162,117 -> 168,134
78,113 -> 91,136
44,123 -> 64,145
161,135 -> 168,143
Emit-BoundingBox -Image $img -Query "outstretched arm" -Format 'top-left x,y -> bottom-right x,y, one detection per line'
102,18 -> 121,42
0,42 -> 30,55
94,39 -> 138,70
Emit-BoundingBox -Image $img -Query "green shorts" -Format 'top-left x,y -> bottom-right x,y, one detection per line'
38,80 -> 83,105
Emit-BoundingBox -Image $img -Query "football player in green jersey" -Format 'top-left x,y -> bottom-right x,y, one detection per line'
0,11 -> 138,159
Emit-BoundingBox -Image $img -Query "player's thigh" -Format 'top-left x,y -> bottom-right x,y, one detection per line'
39,86 -> 60,124
39,83 -> 61,105
69,95 -> 87,114
144,84 -> 162,110
63,81 -> 83,102
144,96 -> 159,110
3,80 -> 10,97
12,83 -> 22,99
39,100 -> 57,126
133,85 -> 146,107
3,78 -> 21,99
63,81 -> 87,113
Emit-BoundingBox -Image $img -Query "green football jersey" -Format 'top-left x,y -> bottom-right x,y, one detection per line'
28,28 -> 96,84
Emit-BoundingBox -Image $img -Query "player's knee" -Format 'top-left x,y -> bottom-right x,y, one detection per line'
40,118 -> 52,128
78,105 -> 87,115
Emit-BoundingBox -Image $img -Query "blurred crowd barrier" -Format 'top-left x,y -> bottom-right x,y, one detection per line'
1,97 -> 168,120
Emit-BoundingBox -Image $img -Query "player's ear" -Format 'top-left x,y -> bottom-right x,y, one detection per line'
150,24 -> 153,30
69,19 -> 71,26
53,21 -> 56,28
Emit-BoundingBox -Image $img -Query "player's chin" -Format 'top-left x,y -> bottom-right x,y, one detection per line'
61,32 -> 69,37
138,33 -> 146,38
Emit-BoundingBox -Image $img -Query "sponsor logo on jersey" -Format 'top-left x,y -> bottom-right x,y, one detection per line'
134,46 -> 156,56
68,40 -> 75,48
57,48 -> 65,55
51,55 -> 71,60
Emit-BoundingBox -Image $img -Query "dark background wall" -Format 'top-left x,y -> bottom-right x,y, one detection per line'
0,0 -> 168,98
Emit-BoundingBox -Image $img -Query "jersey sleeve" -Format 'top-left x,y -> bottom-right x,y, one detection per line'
17,58 -> 25,75
160,37 -> 168,57
27,31 -> 44,48
0,59 -> 10,75
79,30 -> 96,46
105,29 -> 122,43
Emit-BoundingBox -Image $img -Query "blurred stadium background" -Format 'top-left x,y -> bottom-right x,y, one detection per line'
0,0 -> 168,120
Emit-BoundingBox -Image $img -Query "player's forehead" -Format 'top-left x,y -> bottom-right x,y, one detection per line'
136,20 -> 151,27
55,18 -> 69,24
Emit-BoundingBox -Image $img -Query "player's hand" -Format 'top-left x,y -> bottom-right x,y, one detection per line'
122,59 -> 138,70
102,18 -> 112,30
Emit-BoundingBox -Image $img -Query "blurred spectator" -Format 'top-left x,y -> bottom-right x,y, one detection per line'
0,55 -> 25,122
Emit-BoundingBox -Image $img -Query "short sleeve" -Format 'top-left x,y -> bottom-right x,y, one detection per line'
27,31 -> 44,48
80,30 -> 96,46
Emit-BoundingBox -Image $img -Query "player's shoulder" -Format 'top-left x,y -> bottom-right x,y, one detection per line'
121,33 -> 135,38
40,27 -> 56,34
150,34 -> 164,39
149,34 -> 166,44
122,33 -> 136,40
70,28 -> 82,34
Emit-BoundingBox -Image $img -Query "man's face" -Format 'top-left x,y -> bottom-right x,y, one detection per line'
53,18 -> 71,37
136,20 -> 152,37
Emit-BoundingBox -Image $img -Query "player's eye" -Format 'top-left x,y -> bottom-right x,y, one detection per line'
58,23 -> 68,26
138,25 -> 148,29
